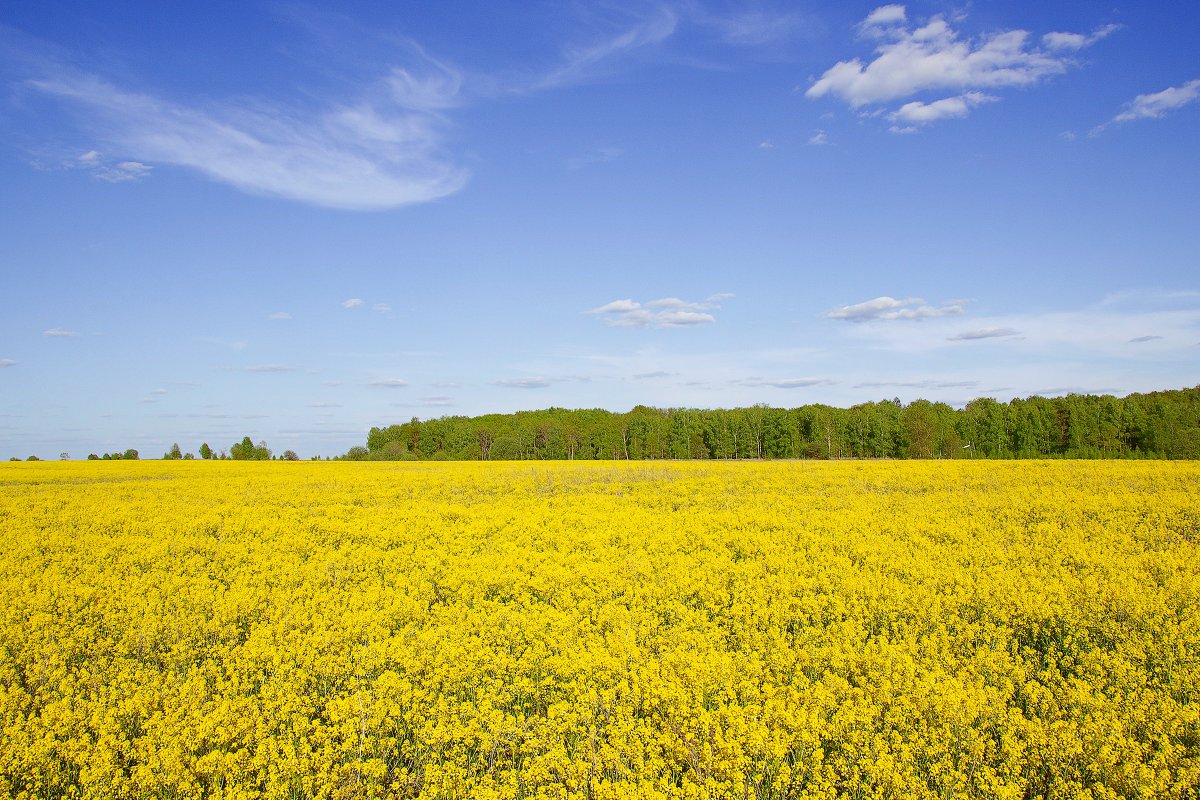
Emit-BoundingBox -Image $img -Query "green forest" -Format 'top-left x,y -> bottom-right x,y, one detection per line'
349,386 -> 1200,461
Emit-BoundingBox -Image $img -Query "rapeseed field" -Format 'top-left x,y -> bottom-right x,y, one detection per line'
1,460 -> 1197,799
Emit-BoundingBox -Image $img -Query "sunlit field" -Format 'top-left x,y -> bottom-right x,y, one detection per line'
2,460 -> 1198,799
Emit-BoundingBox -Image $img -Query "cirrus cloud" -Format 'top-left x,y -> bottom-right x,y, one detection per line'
27,51 -> 468,210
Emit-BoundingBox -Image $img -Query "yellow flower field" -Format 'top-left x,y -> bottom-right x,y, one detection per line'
1,460 -> 1198,799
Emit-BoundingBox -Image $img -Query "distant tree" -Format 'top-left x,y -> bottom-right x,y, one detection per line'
87,453 -> 100,460
60,452 -> 70,461
198,442 -> 213,460
26,455 -> 40,461
182,452 -> 195,460
344,446 -> 369,461
230,436 -> 254,460
164,443 -> 183,460
253,440 -> 271,460
123,449 -> 139,460
281,450 -> 299,461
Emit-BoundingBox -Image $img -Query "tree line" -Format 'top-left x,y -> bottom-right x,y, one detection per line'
348,386 -> 1200,462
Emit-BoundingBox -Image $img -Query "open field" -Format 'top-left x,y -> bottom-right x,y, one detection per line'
1,460 -> 1198,799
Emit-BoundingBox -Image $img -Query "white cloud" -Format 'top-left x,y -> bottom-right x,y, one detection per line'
947,327 -> 1021,341
371,303 -> 392,313
245,364 -> 295,373
833,291 -> 1200,361
889,91 -> 997,125
857,4 -> 907,38
589,299 -> 641,314
29,52 -> 468,210
43,327 -> 79,337
370,378 -> 408,388
588,295 -> 728,329
808,130 -> 829,145
655,310 -> 716,328
824,296 -> 966,322
342,298 -> 364,309
1093,79 -> 1200,135
1042,24 -> 1119,52
1128,335 -> 1164,344
0,359 -> 15,367
807,8 -> 1096,126
267,311 -> 292,320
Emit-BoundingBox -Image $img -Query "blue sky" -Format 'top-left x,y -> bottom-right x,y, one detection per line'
1,1 -> 1197,458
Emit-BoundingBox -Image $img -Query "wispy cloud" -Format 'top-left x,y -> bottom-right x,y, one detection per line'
1092,79 -> 1200,135
371,303 -> 392,313
68,150 -> 152,182
808,130 -> 829,145
43,327 -> 79,337
267,311 -> 292,320
566,145 -> 624,171
738,377 -> 833,389
194,336 -> 247,350
495,377 -> 552,389
948,327 -> 1021,341
369,378 -> 408,388
0,359 -> 15,367
26,48 -> 468,210
807,6 -> 1103,128
854,379 -> 979,390
696,8 -> 811,47
633,370 -> 671,380
587,294 -> 730,328
342,298 -> 365,309
245,364 -> 295,373
824,296 -> 966,322
1128,335 -> 1164,343
528,8 -> 678,91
